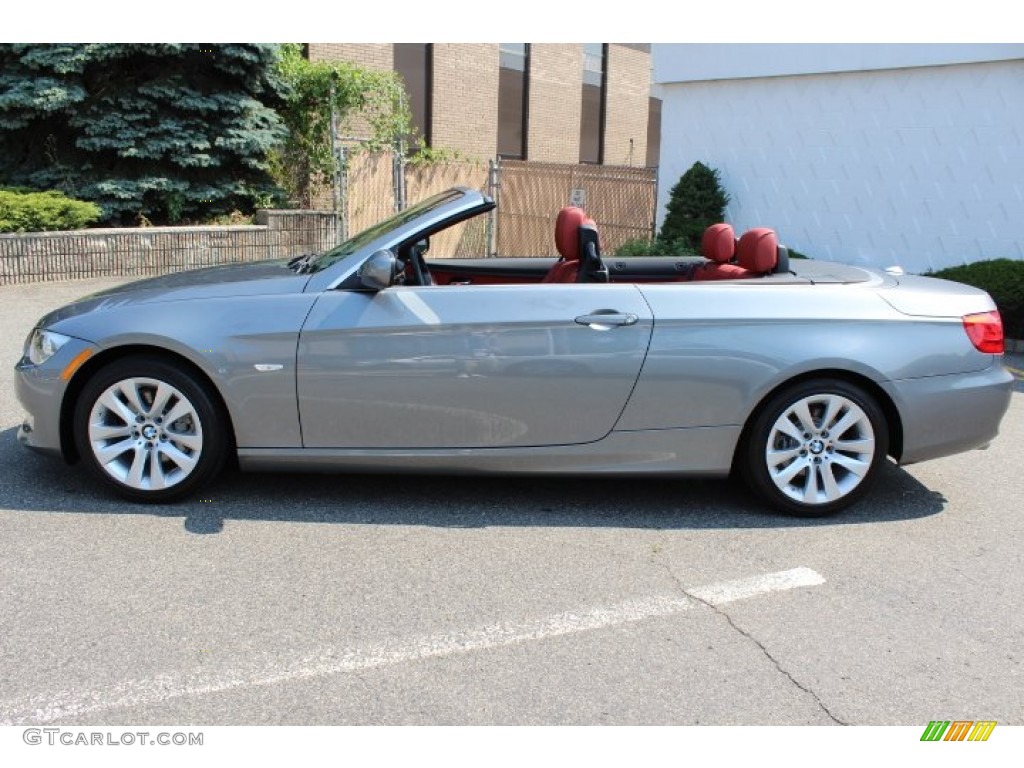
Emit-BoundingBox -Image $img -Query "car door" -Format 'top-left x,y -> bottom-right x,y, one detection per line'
296,283 -> 653,448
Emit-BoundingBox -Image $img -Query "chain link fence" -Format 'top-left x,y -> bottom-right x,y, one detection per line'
494,160 -> 657,256
1,153 -> 656,284
324,148 -> 657,258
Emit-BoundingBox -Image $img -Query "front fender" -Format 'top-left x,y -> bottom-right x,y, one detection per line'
51,294 -> 317,449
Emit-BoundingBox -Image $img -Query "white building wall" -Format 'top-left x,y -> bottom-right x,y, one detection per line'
656,57 -> 1024,273
654,43 -> 1024,83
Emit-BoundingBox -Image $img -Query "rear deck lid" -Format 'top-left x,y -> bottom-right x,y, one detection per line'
877,275 -> 997,317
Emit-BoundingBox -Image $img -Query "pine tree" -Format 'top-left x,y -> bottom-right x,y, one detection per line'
658,161 -> 731,253
0,44 -> 287,224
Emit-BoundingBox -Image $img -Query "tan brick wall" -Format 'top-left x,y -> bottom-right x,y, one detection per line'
307,43 -> 393,71
430,44 -> 499,161
306,43 -> 651,167
526,44 -> 584,163
305,44 -> 397,151
603,44 -> 651,167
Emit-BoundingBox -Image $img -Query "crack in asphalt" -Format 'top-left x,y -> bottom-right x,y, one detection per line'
656,560 -> 848,726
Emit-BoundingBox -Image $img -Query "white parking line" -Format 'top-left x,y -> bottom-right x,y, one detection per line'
1,567 -> 824,725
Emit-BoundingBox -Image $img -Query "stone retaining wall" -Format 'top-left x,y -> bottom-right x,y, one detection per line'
0,210 -> 339,285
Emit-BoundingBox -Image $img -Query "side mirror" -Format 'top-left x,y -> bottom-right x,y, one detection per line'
358,249 -> 398,290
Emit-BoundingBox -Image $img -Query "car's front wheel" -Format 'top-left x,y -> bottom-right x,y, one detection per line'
741,379 -> 888,516
74,355 -> 229,502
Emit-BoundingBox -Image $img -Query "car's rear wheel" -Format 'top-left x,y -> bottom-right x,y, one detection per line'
74,355 -> 228,502
742,379 -> 888,516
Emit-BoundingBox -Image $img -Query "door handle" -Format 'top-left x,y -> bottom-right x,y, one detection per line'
574,311 -> 639,329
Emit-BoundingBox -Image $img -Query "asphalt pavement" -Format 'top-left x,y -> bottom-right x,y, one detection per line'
0,276 -> 1021,726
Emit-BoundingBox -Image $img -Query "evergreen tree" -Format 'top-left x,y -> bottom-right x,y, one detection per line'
658,161 -> 731,253
0,44 -> 286,224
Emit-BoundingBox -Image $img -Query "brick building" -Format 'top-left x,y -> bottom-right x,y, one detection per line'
308,43 -> 659,167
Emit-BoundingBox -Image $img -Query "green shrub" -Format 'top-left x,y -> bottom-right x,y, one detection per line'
1,44 -> 286,225
928,259 -> 1024,339
657,161 -> 730,252
0,188 -> 102,233
614,237 -> 697,258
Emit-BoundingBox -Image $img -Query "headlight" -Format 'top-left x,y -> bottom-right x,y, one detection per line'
27,329 -> 71,366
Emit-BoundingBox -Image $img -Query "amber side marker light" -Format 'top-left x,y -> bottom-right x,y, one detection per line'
60,348 -> 94,381
962,311 -> 1004,354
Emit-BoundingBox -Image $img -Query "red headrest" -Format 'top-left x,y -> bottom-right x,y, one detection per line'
736,228 -> 778,273
701,223 -> 736,263
555,206 -> 587,261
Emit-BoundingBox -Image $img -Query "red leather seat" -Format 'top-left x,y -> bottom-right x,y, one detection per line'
702,222 -> 736,262
736,227 -> 779,274
541,207 -> 589,283
691,223 -> 746,280
691,224 -> 779,281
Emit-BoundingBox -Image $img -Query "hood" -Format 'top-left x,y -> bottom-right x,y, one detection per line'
37,259 -> 312,328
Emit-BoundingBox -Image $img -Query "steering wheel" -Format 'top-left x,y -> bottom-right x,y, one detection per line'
409,238 -> 433,286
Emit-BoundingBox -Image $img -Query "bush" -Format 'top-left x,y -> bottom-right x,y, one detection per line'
928,259 -> 1024,339
658,161 -> 730,252
614,237 -> 697,258
0,189 -> 102,233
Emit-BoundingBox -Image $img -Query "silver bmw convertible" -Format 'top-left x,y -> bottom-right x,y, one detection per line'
14,187 -> 1014,515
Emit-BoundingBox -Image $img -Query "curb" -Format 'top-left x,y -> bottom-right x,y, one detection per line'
1004,340 -> 1024,382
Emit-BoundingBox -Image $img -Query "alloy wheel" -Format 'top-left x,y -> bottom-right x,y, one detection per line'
764,393 -> 875,506
87,377 -> 204,492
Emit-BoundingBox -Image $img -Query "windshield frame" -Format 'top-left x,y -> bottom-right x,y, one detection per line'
300,189 -> 467,274
302,187 -> 495,292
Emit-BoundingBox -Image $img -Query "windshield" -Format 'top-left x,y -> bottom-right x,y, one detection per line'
299,189 -> 465,274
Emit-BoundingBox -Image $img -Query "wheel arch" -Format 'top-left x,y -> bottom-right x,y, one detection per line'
59,344 -> 237,464
732,368 -> 904,473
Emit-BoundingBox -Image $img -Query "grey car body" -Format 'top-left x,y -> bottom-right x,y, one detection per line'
15,187 -> 1014,515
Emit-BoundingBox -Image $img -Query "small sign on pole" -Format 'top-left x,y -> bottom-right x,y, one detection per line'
569,188 -> 587,208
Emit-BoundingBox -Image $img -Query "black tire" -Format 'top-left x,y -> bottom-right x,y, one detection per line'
741,378 -> 888,516
73,355 -> 229,503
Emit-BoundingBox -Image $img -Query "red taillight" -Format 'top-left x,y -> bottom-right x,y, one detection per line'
962,311 -> 1004,354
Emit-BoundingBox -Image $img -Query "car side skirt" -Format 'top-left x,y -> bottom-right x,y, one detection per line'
237,426 -> 742,476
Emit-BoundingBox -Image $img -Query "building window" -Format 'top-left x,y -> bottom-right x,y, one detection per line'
393,44 -> 432,148
497,43 -> 529,159
579,43 -> 606,164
